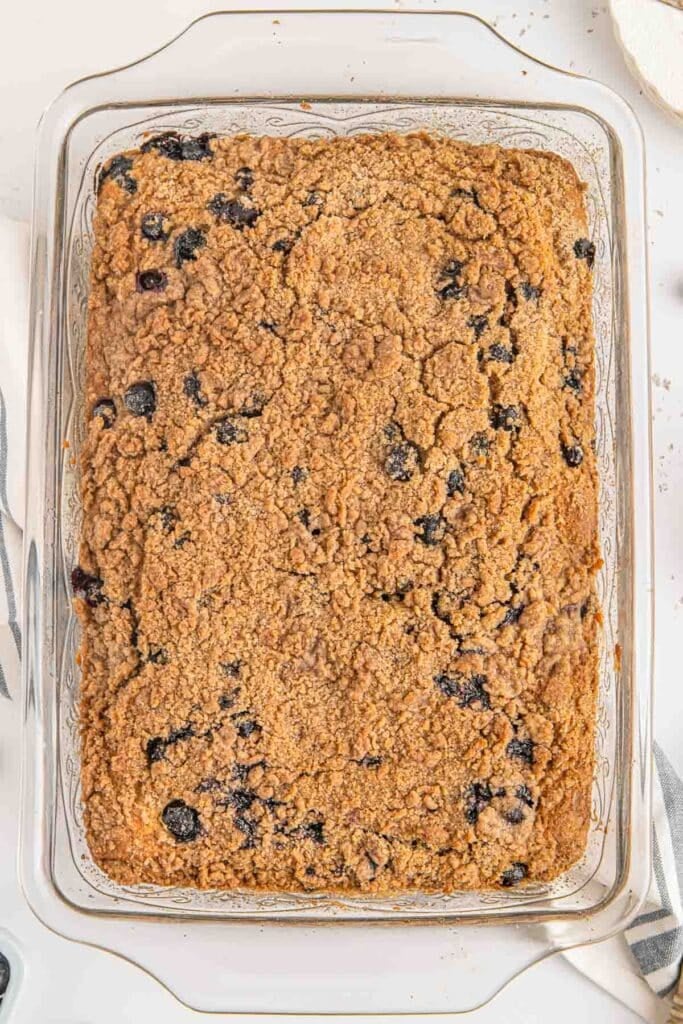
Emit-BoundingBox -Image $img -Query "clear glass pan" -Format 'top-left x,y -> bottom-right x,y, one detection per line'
19,6 -> 653,1014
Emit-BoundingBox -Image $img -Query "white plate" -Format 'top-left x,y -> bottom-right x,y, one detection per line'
610,0 -> 683,121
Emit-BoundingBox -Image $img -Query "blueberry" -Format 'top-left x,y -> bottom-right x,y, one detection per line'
0,952 -> 9,998
446,468 -> 465,497
356,754 -> 383,768
174,227 -> 206,268
438,280 -> 467,301
221,660 -> 241,678
465,782 -> 493,824
241,392 -> 267,418
148,646 -> 169,664
414,514 -> 446,546
140,213 -> 169,242
124,381 -> 156,417
520,282 -> 541,301
516,784 -> 534,807
272,237 -> 294,253
215,418 -> 248,445
301,821 -> 325,845
501,862 -> 528,887
159,506 -> 176,533
490,405 -> 520,432
291,466 -> 307,485
259,319 -> 279,333
92,398 -> 116,428
218,688 -> 240,710
196,777 -> 222,792
506,737 -> 535,765
385,441 -> 420,482
564,369 -> 583,393
142,132 -> 214,162
573,238 -> 595,268
442,259 -> 464,278
207,193 -> 260,230
235,718 -> 261,739
162,800 -> 201,842
488,343 -> 514,364
183,371 -> 207,406
71,566 -> 104,608
234,815 -> 259,848
98,155 -> 137,194
235,166 -> 254,191
502,806 -> 525,825
500,604 -> 524,627
434,672 -> 490,710
468,315 -> 488,339
225,788 -> 257,813
136,269 -> 167,293
562,443 -> 584,468
470,432 -> 490,456
304,191 -> 324,207
146,737 -> 166,763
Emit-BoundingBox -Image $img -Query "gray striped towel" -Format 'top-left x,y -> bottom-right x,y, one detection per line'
0,214 -> 677,1020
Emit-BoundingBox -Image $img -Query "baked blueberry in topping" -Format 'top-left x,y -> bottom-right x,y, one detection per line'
234,815 -> 259,848
305,865 -> 316,876
297,508 -> 311,529
162,800 -> 201,842
174,227 -> 206,268
385,441 -> 420,482
301,821 -> 325,845
146,737 -> 166,764
225,788 -> 257,812
141,131 -> 214,162
516,784 -> 535,807
438,280 -> 467,301
241,392 -> 266,418
235,718 -> 261,739
502,806 -> 525,825
468,315 -> 489,339
465,782 -> 493,824
207,193 -> 261,229
219,688 -> 240,710
490,404 -> 519,431
506,737 -> 535,765
140,212 -> 169,242
488,343 -> 514,364
159,506 -> 176,533
124,381 -> 156,417
98,155 -> 137,194
500,604 -> 524,627
356,754 -> 383,768
92,398 -> 117,428
442,259 -> 464,278
136,269 -> 167,293
71,567 -> 104,607
447,468 -> 465,497
0,952 -> 10,998
272,237 -> 294,253
573,238 -> 595,268
562,443 -> 584,468
434,672 -> 490,710
501,862 -> 528,887
470,432 -> 490,456
215,418 -> 248,445
304,191 -> 324,207
520,282 -> 541,301
259,319 -> 278,333
235,166 -> 254,191
414,514 -> 446,546
148,646 -> 169,664
291,466 -> 307,485
183,371 -> 207,406
564,369 -> 583,394
221,660 -> 241,678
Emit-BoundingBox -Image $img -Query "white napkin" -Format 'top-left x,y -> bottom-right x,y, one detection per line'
0,216 -> 28,699
0,213 -> 675,1022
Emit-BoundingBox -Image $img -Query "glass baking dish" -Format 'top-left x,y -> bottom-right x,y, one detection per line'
19,6 -> 653,1015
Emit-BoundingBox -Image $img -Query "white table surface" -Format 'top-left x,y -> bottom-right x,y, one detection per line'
1,0 -> 681,1021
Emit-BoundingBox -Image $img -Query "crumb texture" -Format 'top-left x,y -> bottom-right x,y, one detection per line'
76,131 -> 599,893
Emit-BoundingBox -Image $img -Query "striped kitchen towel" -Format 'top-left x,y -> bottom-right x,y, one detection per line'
0,213 -> 678,1022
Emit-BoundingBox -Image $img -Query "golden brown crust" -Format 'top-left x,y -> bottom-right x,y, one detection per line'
75,131 -> 599,892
